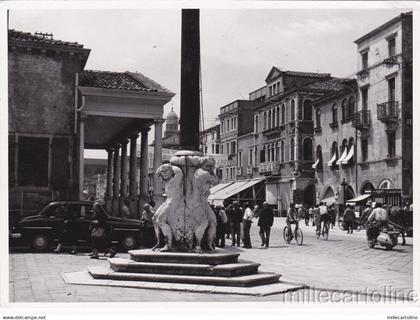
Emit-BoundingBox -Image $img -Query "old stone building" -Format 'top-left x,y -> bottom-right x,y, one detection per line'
354,11 -> 412,204
8,30 -> 90,225
312,79 -> 358,207
8,30 -> 175,225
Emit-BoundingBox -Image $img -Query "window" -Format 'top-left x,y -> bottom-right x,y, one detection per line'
268,110 -> 272,129
332,103 -> 338,123
303,138 -> 313,161
261,147 -> 266,163
341,99 -> 347,122
290,139 -> 295,161
276,106 -> 280,126
231,141 -> 236,154
249,149 -> 253,165
227,119 -> 230,131
18,137 -> 49,187
216,144 -> 219,154
388,37 -> 396,57
303,99 -> 312,121
211,145 -> 215,154
281,140 -> 285,162
315,109 -> 321,128
226,143 -> 230,155
361,138 -> 368,162
362,51 -> 368,70
387,131 -> 396,157
269,86 -> 273,97
220,144 -> 224,154
225,168 -> 229,180
233,117 -> 237,130
271,144 -> 275,162
348,96 -> 355,117
388,78 -> 396,102
263,112 -> 267,130
254,115 -> 259,133
271,109 -> 275,128
275,143 -> 279,161
341,139 -> 348,154
361,87 -> 369,110
238,151 -> 242,167
221,121 -> 224,133
255,147 -> 258,165
291,100 -> 295,121
281,104 -> 285,124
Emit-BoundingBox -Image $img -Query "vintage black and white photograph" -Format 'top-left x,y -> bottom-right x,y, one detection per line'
1,0 -> 418,313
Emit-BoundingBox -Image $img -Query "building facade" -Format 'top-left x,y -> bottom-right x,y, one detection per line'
354,11 -> 412,203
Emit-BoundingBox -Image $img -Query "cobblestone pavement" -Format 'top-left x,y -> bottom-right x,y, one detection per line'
8,218 -> 414,303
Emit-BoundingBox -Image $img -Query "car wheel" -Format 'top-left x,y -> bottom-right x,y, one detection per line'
121,234 -> 137,250
31,234 -> 49,251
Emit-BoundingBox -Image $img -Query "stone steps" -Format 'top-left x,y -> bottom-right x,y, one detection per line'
128,248 -> 239,265
109,257 -> 260,277
88,265 -> 281,287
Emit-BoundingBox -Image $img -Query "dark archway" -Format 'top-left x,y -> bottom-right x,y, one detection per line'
361,181 -> 375,194
303,184 -> 315,206
303,138 -> 313,161
345,185 -> 355,201
303,99 -> 312,121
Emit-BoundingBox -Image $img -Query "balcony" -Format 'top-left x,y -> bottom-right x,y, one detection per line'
352,110 -> 371,130
377,101 -> 399,123
262,125 -> 284,137
258,162 -> 280,175
314,126 -> 322,134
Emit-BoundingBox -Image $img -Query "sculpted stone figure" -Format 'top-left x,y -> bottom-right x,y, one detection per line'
188,157 -> 219,252
152,163 -> 184,252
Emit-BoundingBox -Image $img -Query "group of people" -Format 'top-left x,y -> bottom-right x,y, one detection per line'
211,201 -> 274,249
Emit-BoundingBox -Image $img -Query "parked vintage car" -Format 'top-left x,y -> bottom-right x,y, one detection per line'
10,201 -> 143,251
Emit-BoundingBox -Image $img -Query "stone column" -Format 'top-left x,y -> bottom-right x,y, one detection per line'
105,147 -> 114,213
129,134 -> 139,215
78,115 -> 86,199
119,140 -> 129,210
139,129 -> 149,209
112,145 -> 121,216
153,119 -> 165,207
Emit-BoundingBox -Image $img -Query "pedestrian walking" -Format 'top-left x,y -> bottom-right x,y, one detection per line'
54,205 -> 77,254
230,201 -> 243,247
343,204 -> 356,234
215,205 -> 228,248
225,203 -> 233,239
308,207 -> 314,226
258,202 -> 273,248
242,203 -> 253,249
89,202 -> 116,259
329,205 -> 336,228
313,204 -> 320,232
253,204 -> 261,218
304,205 -> 310,226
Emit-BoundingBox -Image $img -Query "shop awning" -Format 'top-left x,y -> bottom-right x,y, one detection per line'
346,194 -> 371,205
321,196 -> 336,206
312,158 -> 320,169
209,182 -> 234,195
336,149 -> 347,165
208,178 -> 265,204
327,152 -> 336,167
341,145 -> 354,165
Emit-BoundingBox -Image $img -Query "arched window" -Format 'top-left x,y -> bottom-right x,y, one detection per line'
331,141 -> 338,157
272,108 -> 276,128
303,138 -> 313,161
263,112 -> 267,130
276,106 -> 280,127
341,139 -> 348,154
303,99 -> 312,121
290,139 -> 295,161
281,104 -> 285,124
332,103 -> 338,123
268,110 -> 272,129
275,142 -> 279,161
271,144 -> 275,161
379,180 -> 393,190
281,140 -> 285,162
291,100 -> 295,121
261,146 -> 266,163
341,98 -> 348,122
348,96 -> 355,117
315,109 -> 321,128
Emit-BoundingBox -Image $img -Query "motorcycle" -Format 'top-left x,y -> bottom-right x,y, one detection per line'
367,223 -> 399,250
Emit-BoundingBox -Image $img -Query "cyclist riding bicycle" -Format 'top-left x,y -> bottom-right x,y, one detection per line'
318,202 -> 330,234
286,203 -> 299,237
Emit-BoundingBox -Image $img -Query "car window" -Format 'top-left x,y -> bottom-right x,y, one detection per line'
47,204 -> 68,218
80,205 -> 94,218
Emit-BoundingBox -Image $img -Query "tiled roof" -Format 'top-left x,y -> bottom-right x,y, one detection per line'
80,70 -> 156,92
8,29 -> 84,49
302,78 -> 346,91
283,70 -> 330,78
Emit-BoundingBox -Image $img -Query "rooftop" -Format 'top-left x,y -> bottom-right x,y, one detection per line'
80,70 -> 174,94
8,29 -> 84,49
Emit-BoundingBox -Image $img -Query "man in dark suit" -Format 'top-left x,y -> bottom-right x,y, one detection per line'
258,202 -> 274,248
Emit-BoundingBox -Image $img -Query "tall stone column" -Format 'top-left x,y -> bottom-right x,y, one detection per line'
129,134 -> 139,215
78,115 -> 86,200
153,119 -> 165,207
105,147 -> 114,213
120,140 -> 129,210
139,129 -> 149,209
112,145 -> 121,216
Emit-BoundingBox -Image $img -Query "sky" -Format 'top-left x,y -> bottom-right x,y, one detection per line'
8,6 -> 409,157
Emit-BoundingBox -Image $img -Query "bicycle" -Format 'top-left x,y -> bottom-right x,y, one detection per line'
316,218 -> 330,240
283,225 -> 303,246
